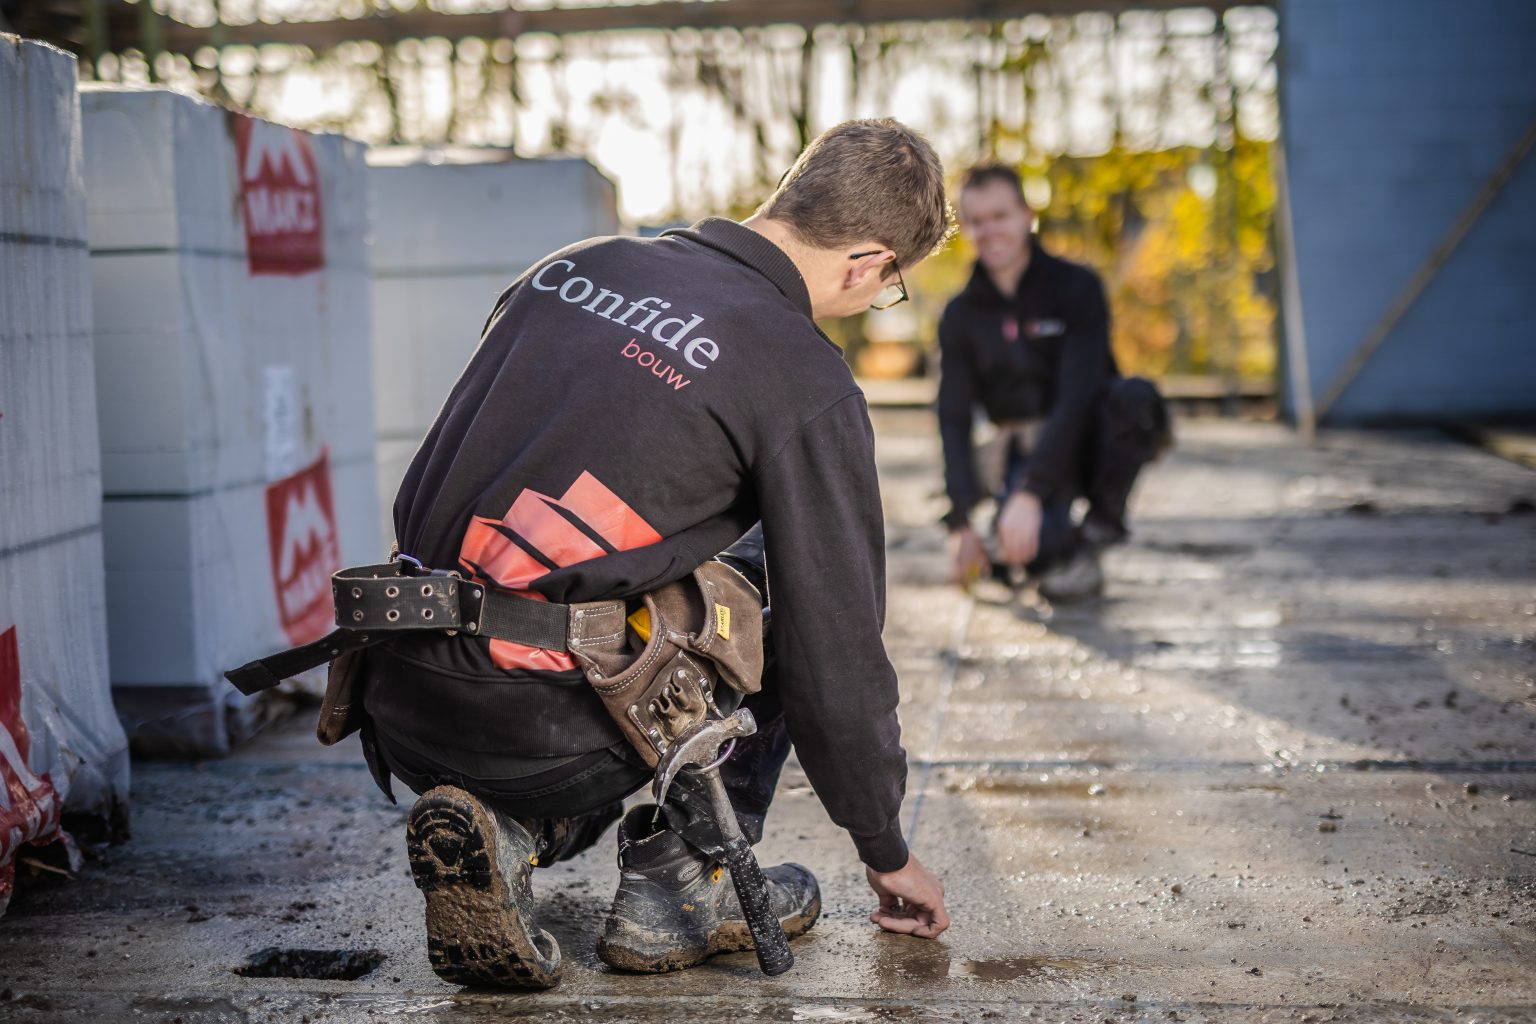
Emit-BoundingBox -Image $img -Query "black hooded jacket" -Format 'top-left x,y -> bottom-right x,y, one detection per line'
937,243 -> 1117,528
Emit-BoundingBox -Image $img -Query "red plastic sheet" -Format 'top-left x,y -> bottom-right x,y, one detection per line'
0,626 -> 64,913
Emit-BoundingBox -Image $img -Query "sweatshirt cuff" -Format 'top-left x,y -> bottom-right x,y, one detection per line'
852,822 -> 910,873
942,507 -> 972,533
1019,475 -> 1053,502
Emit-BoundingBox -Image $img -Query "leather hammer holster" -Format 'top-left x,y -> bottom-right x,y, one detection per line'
567,561 -> 764,768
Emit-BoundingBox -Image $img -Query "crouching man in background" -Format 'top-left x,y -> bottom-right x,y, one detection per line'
939,164 -> 1170,601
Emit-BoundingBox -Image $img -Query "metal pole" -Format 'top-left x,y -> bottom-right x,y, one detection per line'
140,0 -> 163,82
1272,141 -> 1315,443
85,0 -> 108,69
1212,16 -> 1240,415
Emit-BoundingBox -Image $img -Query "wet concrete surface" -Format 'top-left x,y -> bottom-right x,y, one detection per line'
3,416 -> 1534,1023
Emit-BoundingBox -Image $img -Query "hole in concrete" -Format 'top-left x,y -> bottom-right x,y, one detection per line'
234,947 -> 385,981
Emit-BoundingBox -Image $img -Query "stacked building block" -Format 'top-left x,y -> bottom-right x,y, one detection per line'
81,86 -> 381,755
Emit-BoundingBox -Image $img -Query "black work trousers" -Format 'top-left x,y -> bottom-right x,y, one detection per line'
1001,375 -> 1169,571
368,528 -> 788,867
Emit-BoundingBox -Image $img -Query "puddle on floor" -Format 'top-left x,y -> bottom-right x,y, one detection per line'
945,774 -> 1112,799
962,955 -> 1095,982
790,1007 -> 878,1022
871,933 -> 952,985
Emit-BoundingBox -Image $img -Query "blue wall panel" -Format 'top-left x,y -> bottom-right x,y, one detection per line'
1281,0 -> 1536,421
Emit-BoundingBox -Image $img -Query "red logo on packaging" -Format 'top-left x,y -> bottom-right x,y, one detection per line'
233,114 -> 325,276
0,626 -> 63,907
265,451 -> 342,646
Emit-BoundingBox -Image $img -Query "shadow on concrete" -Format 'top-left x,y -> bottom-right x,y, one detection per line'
978,510 -> 1536,769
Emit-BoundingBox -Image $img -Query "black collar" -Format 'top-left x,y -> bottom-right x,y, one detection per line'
663,218 -> 813,318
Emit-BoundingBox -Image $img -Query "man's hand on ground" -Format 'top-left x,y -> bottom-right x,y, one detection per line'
947,526 -> 991,588
867,853 -> 950,939
996,490 -> 1043,567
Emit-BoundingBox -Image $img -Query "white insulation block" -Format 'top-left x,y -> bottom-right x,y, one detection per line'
80,86 -> 381,754
367,155 -> 619,543
0,36 -> 130,852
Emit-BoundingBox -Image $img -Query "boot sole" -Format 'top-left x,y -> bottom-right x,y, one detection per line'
406,786 -> 562,989
596,889 -> 822,974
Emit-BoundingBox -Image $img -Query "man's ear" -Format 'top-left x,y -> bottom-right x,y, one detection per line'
845,249 -> 895,290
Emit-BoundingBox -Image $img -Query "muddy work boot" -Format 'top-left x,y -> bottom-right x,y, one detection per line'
405,785 -> 562,989
597,804 -> 820,973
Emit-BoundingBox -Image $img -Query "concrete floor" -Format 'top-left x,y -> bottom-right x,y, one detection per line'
3,414 -> 1534,1023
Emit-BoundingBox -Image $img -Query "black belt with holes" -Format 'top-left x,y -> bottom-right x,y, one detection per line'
223,558 -> 581,696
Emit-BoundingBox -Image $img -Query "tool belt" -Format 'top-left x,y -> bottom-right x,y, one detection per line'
223,555 -> 765,760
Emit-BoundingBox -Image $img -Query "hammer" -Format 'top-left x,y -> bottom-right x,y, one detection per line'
652,708 -> 794,976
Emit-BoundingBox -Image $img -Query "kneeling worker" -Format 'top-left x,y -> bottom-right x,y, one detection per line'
244,120 -> 954,988
940,164 -> 1170,600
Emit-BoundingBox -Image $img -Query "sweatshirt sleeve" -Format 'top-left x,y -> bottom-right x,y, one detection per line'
755,392 -> 910,872
1020,270 -> 1112,501
936,306 -> 982,531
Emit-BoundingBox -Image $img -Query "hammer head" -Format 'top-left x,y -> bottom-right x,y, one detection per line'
651,708 -> 757,806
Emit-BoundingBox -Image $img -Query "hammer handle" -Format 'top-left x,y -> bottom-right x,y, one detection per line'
722,835 -> 794,976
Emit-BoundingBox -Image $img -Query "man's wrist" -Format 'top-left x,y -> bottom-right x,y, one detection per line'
1004,485 -> 1044,508
1015,480 -> 1047,504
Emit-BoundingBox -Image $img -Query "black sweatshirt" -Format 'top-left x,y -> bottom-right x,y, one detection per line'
937,243 -> 1118,529
369,219 -> 909,871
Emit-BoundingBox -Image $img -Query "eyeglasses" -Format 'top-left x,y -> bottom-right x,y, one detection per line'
850,250 -> 908,310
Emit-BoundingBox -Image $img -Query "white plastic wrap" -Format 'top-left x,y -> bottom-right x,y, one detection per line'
0,35 -> 130,913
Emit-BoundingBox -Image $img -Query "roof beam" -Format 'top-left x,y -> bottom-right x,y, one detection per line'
110,0 -> 1265,56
